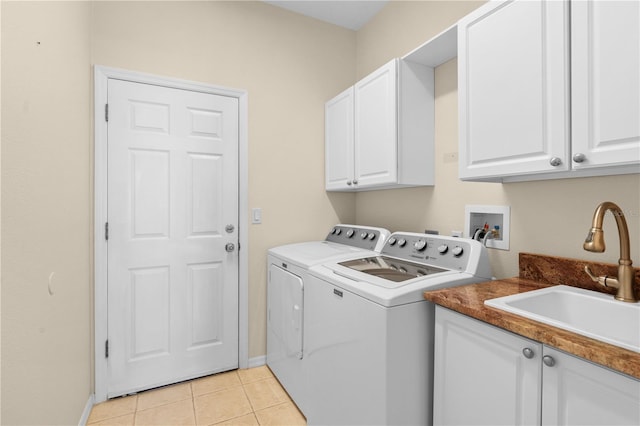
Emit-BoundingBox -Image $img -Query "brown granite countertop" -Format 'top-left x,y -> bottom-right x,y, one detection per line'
424,253 -> 640,380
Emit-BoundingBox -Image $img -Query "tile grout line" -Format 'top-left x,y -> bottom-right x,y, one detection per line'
134,394 -> 139,425
241,378 -> 262,424
190,382 -> 197,426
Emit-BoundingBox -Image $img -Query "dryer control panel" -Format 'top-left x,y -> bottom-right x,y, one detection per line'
325,224 -> 390,251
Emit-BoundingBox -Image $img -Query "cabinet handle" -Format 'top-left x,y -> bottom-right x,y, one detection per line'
353,179 -> 358,185
347,180 -> 352,186
522,347 -> 535,359
549,157 -> 563,167
572,153 -> 586,163
542,355 -> 556,367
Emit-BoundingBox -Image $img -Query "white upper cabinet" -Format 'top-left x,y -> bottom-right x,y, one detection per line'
325,87 -> 354,191
458,0 -> 640,182
458,0 -> 570,180
325,58 -> 435,191
570,0 -> 640,171
354,60 -> 399,188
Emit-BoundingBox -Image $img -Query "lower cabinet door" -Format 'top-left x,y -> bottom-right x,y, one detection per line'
434,307 -> 542,426
541,346 -> 640,426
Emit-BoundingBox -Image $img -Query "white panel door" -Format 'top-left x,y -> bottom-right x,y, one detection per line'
571,0 -> 640,169
107,79 -> 239,397
458,0 -> 570,179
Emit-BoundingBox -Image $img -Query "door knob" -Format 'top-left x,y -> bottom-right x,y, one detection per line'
225,243 -> 235,252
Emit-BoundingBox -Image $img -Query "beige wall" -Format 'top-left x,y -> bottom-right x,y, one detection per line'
1,1 -> 93,424
354,1 -> 640,279
2,1 -> 355,423
0,0 -> 3,419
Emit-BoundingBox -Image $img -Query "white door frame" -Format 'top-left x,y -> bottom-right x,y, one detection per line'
93,66 -> 249,403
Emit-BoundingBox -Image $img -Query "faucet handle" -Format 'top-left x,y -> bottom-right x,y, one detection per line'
584,265 -> 599,282
584,265 -> 620,289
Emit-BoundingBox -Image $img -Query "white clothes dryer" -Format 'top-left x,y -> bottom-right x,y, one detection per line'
303,232 -> 492,425
266,224 -> 390,414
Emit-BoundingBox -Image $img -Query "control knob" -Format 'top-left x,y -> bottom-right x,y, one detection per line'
397,238 -> 407,247
360,232 -> 369,239
414,240 -> 427,251
452,246 -> 464,257
346,229 -> 355,238
368,233 -> 376,241
437,244 -> 449,254
388,237 -> 397,246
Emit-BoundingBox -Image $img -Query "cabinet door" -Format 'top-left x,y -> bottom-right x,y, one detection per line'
434,308 -> 542,425
325,87 -> 354,190
541,346 -> 640,426
571,0 -> 640,170
354,59 -> 398,188
458,0 -> 570,180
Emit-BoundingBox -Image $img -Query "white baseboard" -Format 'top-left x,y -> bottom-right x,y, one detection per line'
247,355 -> 266,368
78,394 -> 95,426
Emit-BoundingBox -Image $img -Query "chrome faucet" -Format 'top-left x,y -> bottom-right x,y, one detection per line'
583,201 -> 638,303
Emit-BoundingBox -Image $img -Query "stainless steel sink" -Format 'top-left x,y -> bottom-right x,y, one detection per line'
485,285 -> 640,353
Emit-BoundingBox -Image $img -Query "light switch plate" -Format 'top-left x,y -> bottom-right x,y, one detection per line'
252,208 -> 262,224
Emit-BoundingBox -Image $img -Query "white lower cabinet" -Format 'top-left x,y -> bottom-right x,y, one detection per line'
434,307 -> 542,425
541,345 -> 640,426
434,307 -> 640,426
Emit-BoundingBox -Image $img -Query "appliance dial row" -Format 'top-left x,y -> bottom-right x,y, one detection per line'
387,237 -> 407,247
359,232 -> 376,241
437,244 -> 464,257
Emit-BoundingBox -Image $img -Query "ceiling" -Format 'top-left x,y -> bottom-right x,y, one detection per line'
263,1 -> 389,31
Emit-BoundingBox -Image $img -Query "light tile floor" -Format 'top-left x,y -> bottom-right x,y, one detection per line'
87,366 -> 306,426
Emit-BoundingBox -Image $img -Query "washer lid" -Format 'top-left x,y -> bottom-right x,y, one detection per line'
338,256 -> 446,282
268,241 -> 368,268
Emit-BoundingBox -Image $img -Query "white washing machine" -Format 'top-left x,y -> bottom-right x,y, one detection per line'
266,224 -> 390,414
304,232 -> 492,425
